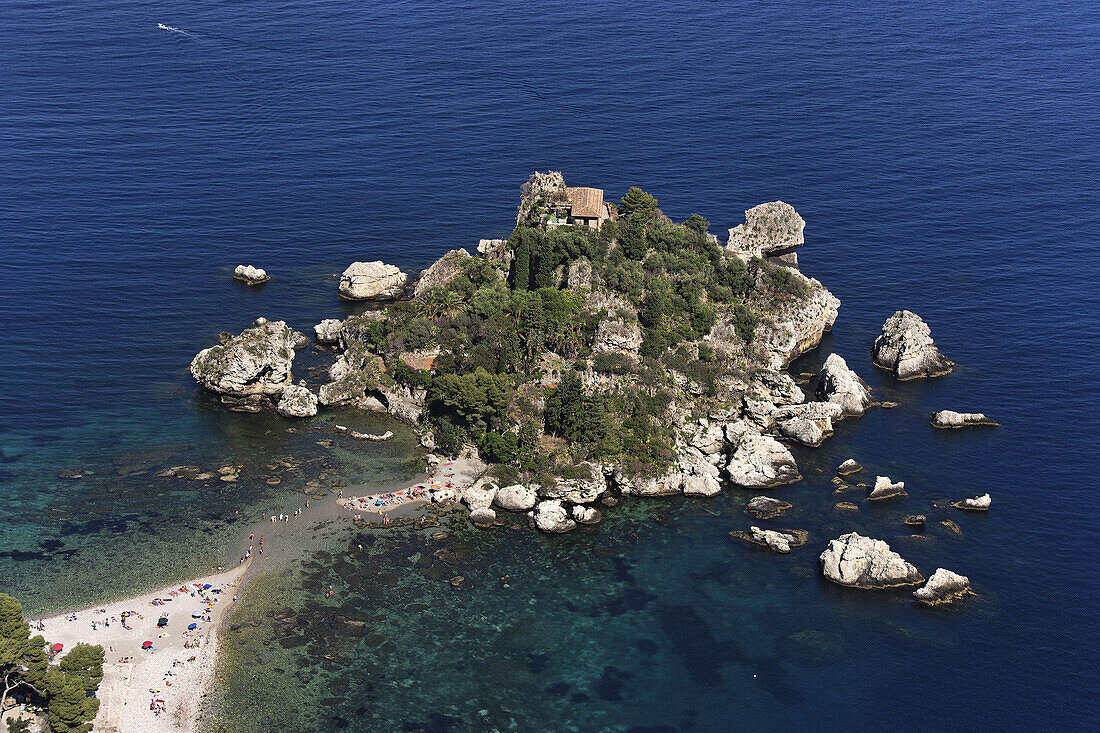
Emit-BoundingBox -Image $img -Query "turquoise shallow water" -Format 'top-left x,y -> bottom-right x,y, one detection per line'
2,0 -> 1099,730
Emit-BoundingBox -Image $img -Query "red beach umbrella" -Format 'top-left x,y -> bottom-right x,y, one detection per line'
142,640 -> 153,648
51,643 -> 63,652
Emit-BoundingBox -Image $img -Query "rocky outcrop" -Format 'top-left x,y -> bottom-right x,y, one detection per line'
746,496 -> 792,520
572,505 -> 602,524
677,448 -> 724,497
290,331 -> 309,349
726,201 -> 805,260
338,261 -> 407,300
233,265 -> 270,284
930,410 -> 999,429
904,514 -> 927,528
868,476 -> 906,501
414,249 -> 471,297
819,533 -> 924,589
755,273 -> 840,369
953,493 -> 991,511
314,319 -> 344,345
276,384 -> 318,418
815,354 -> 873,416
872,310 -> 953,380
725,422 -> 801,489
837,459 -> 863,476
318,347 -> 385,406
460,479 -> 498,511
517,171 -> 566,227
593,319 -> 642,353
771,402 -> 843,447
533,500 -> 576,533
190,320 -> 295,398
913,568 -> 971,606
494,484 -> 537,512
469,508 -> 497,526
612,468 -> 681,497
732,526 -> 808,553
539,464 -> 606,503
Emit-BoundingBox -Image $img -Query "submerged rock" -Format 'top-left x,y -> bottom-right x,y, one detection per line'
725,422 -> 801,489
868,476 -> 907,501
276,384 -> 318,418
233,264 -> 270,284
952,493 -> 991,511
819,532 -> 924,589
533,500 -> 576,533
837,459 -> 863,476
745,495 -> 792,520
913,568 -> 971,606
872,310 -> 953,380
338,261 -> 407,300
414,248 -> 471,297
190,320 -> 295,398
725,201 -> 805,260
930,410 -> 999,429
904,514 -> 927,528
815,353 -> 873,416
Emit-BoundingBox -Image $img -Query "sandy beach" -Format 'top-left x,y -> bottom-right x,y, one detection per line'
337,453 -> 485,520
32,565 -> 247,733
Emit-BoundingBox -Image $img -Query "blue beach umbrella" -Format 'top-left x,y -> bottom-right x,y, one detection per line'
187,623 -> 197,630
203,584 -> 212,589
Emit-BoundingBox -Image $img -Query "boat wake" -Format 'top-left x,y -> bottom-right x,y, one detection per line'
157,23 -> 190,36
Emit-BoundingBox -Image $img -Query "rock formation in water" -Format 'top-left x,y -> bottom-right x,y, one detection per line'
836,458 -> 863,476
745,496 -> 793,520
872,310 -> 953,380
930,410 -> 999,429
725,422 -> 802,489
233,264 -> 270,285
313,318 -> 344,345
952,493 -> 991,511
338,261 -> 407,300
494,484 -> 537,512
190,319 -> 295,398
731,526 -> 809,553
771,401 -> 843,447
819,532 -> 924,589
725,201 -> 805,261
868,476 -> 906,501
533,500 -> 576,533
815,353 -> 873,416
276,384 -> 318,418
913,568 -> 971,606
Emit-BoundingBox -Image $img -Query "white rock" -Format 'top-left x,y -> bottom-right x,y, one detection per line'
534,500 -> 577,533
494,484 -> 537,512
957,493 -> 991,510
750,526 -> 794,553
771,401 -> 843,447
572,505 -> 602,524
815,353 -> 873,416
930,410 -> 999,429
724,422 -> 801,489
725,201 -> 805,260
276,384 -> 318,418
233,264 -> 269,284
314,319 -> 345,344
837,459 -> 863,476
745,496 -> 792,520
539,464 -> 607,503
593,319 -> 642,353
338,261 -> 407,300
460,478 -> 498,511
819,532 -> 924,589
190,320 -> 295,398
914,568 -> 971,606
872,310 -> 953,380
868,476 -> 906,501
469,507 -> 497,525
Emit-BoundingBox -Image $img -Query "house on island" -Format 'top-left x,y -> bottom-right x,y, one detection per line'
548,187 -> 616,229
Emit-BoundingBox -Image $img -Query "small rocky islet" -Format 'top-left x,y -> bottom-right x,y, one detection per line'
189,172 -> 992,607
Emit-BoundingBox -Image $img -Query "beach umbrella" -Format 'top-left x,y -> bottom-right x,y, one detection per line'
51,643 -> 63,652
142,641 -> 153,648
191,610 -> 202,618
203,584 -> 212,589
187,623 -> 197,630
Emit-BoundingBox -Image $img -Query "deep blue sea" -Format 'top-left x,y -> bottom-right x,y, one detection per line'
2,1 -> 1099,731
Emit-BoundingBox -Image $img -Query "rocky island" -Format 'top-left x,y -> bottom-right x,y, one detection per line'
187,173 -> 983,605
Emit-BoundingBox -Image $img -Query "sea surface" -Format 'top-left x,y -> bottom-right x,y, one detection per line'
2,1 -> 1098,731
